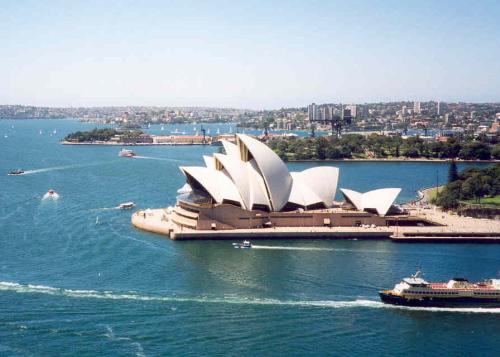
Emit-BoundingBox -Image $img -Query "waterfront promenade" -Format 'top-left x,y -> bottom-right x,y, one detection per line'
131,206 -> 500,242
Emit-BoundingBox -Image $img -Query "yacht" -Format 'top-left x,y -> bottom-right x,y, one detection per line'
380,271 -> 500,308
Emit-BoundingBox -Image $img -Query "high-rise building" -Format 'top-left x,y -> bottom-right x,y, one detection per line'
437,101 -> 441,116
320,106 -> 332,121
345,105 -> 357,118
413,101 -> 421,115
308,103 -> 317,122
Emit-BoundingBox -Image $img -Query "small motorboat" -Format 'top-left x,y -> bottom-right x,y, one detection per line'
8,169 -> 24,176
118,148 -> 136,158
118,202 -> 135,209
42,189 -> 59,200
232,240 -> 252,249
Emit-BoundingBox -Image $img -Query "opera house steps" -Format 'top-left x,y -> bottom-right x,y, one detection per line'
173,205 -> 199,220
171,207 -> 198,229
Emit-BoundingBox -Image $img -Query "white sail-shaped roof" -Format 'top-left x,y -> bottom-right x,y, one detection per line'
288,173 -> 324,208
212,153 -> 272,210
292,167 -> 339,208
340,188 -> 401,216
246,159 -> 272,210
340,188 -> 363,210
178,135 -> 340,212
213,153 -> 251,209
180,166 -> 243,207
236,134 -> 292,211
203,155 -> 216,170
221,140 -> 240,158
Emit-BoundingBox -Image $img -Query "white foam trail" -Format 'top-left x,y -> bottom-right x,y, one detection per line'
88,207 -> 119,212
251,245 -> 334,251
133,156 -> 181,162
0,281 -> 498,313
22,161 -> 116,175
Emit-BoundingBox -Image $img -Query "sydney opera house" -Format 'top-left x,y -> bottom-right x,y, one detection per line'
167,134 -> 430,231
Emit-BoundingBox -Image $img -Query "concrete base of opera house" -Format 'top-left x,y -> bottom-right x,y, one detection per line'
130,206 -> 500,242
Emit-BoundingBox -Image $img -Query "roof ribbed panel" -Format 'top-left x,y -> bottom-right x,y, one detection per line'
236,134 -> 292,211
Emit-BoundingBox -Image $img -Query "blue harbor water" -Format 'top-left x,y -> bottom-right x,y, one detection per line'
0,119 -> 499,356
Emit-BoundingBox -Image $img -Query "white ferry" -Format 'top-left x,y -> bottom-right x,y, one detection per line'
118,202 -> 135,209
380,271 -> 500,308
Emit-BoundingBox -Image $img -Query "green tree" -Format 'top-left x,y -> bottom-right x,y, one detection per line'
316,137 -> 328,160
448,160 -> 459,183
491,144 -> 500,160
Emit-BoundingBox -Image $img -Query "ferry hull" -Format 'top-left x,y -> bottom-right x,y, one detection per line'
379,292 -> 500,308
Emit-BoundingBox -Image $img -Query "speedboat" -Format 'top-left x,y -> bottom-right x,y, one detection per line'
8,169 -> 24,176
118,148 -> 136,157
118,202 -> 135,209
42,189 -> 59,200
232,240 -> 252,249
379,271 -> 500,308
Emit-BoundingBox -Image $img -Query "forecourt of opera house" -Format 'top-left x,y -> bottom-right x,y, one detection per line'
132,134 -> 500,241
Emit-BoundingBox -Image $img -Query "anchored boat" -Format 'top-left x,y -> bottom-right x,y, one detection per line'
380,271 -> 500,308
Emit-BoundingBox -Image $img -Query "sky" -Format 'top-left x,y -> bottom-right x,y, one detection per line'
1,0 -> 499,109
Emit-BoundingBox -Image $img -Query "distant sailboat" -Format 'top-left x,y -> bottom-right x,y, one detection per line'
216,128 -> 220,134
161,125 -> 164,131
53,129 -> 57,134
39,130 -> 43,135
207,129 -> 211,135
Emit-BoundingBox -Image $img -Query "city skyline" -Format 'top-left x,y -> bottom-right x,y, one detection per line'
2,0 -> 500,109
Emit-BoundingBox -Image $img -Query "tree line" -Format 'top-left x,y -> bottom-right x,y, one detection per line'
267,134 -> 500,161
64,128 -> 144,142
433,162 -> 500,209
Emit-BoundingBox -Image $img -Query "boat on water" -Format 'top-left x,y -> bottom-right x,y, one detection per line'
379,271 -> 500,308
232,240 -> 252,249
42,189 -> 59,200
118,148 -> 136,157
118,202 -> 135,209
8,169 -> 24,176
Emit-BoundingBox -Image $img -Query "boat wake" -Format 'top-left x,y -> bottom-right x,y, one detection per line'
22,161 -> 116,175
88,207 -> 120,212
251,245 -> 334,251
1,281 -> 498,313
133,156 -> 181,162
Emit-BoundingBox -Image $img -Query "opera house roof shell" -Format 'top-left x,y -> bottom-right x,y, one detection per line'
340,188 -> 402,216
178,133 -> 400,215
